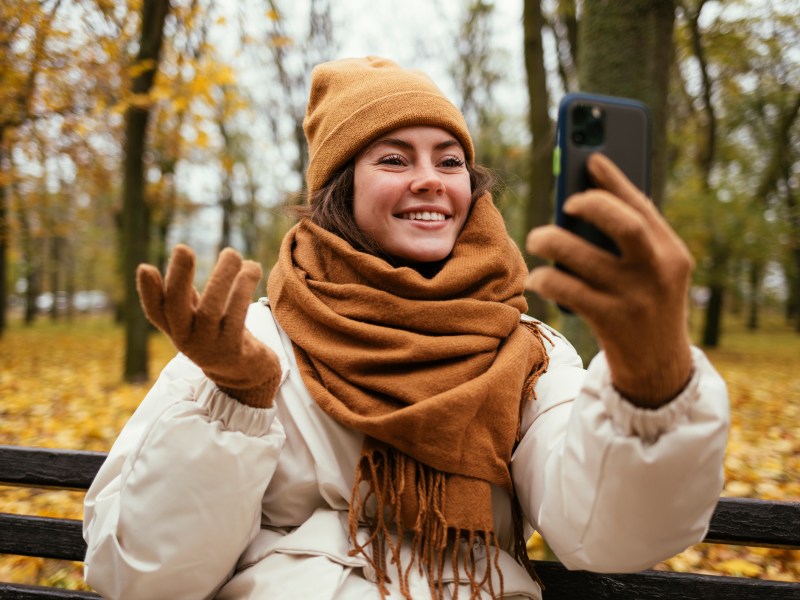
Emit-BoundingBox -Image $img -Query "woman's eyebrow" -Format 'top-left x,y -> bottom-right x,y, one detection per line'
369,137 -> 462,152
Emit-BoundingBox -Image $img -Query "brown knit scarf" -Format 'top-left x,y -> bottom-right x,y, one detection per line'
267,193 -> 549,599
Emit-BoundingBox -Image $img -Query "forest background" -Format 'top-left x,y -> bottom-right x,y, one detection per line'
0,0 -> 798,590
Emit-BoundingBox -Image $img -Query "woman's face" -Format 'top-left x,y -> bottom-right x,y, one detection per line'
352,126 -> 472,264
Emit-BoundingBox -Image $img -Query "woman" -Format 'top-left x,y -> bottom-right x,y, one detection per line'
83,57 -> 728,600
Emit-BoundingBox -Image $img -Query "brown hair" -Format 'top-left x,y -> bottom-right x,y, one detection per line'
291,161 -> 497,259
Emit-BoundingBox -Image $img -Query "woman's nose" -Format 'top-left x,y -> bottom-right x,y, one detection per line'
409,162 -> 445,194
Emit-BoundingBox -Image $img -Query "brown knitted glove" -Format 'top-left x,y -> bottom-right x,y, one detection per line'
525,153 -> 694,409
136,245 -> 281,409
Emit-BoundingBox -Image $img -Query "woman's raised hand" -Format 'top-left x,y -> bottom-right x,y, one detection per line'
525,153 -> 694,408
136,245 -> 281,408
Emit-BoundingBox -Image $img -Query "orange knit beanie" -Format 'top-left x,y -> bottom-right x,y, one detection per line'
303,56 -> 474,195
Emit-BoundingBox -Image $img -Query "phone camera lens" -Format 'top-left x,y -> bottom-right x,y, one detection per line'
572,131 -> 586,144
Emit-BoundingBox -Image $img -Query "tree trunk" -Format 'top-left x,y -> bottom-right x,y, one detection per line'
700,239 -> 728,347
154,196 -> 175,276
786,190 -> 800,333
794,247 -> 800,334
578,0 -> 675,208
218,186 -> 234,253
0,189 -> 6,334
242,169 -> 259,259
746,261 -> 761,331
0,135 -> 7,336
49,236 -> 61,321
702,284 -> 724,347
123,105 -> 152,382
65,239 -> 75,321
122,0 -> 171,383
15,189 -> 39,325
24,270 -> 38,325
523,0 -> 555,322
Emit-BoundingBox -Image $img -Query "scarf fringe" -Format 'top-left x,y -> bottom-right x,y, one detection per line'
518,320 -> 552,443
348,447 -> 506,600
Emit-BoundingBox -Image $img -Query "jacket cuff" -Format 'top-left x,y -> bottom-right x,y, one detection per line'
194,378 -> 278,436
587,347 -> 705,444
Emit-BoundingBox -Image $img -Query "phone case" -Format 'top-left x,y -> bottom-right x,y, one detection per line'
555,92 -> 652,257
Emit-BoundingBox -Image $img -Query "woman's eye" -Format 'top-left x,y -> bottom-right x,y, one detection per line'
378,154 -> 405,166
440,156 -> 465,168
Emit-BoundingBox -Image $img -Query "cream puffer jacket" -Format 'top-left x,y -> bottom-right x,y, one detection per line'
83,299 -> 729,599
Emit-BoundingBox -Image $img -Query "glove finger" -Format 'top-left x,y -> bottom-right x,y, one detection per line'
136,264 -> 170,335
198,248 -> 243,322
526,225 -> 619,289
222,260 -> 263,337
525,265 -> 614,321
163,244 -> 198,339
587,153 -> 660,218
562,190 -> 656,265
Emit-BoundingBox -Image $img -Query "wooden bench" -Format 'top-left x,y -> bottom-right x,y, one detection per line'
1,444 -> 799,599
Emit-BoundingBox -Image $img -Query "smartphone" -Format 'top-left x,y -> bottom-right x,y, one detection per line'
554,92 -> 652,257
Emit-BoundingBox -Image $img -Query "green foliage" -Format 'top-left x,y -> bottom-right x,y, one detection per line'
666,2 -> 800,330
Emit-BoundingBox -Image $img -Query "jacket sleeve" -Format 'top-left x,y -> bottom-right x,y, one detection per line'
510,332 -> 729,573
83,346 -> 287,599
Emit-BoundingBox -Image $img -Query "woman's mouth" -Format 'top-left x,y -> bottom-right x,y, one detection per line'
398,211 -> 447,222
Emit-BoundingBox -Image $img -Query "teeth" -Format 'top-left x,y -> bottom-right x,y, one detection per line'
401,211 -> 446,221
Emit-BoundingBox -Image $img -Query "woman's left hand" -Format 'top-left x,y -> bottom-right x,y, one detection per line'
525,153 -> 694,409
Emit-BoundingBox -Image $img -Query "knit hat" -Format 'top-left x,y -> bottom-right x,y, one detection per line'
303,56 -> 474,195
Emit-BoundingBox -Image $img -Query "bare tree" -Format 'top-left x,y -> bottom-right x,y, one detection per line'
523,0 -> 556,321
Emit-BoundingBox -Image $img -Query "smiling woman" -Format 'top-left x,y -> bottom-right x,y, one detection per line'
82,56 -> 730,600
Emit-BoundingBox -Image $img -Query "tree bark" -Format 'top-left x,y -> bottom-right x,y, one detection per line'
219,186 -> 234,253
793,247 -> 800,334
122,0 -> 171,383
13,181 -> 39,325
746,261 -> 761,331
241,165 -> 259,259
578,0 -> 675,208
218,121 -> 235,254
702,284 -> 724,347
0,141 -> 6,336
523,0 -> 555,322
784,177 -> 800,333
49,236 -> 62,322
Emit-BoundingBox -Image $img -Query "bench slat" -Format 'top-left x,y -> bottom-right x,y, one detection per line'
0,583 -> 100,599
0,447 -> 106,491
0,514 -> 86,562
706,496 -> 800,549
1,566 -> 797,600
533,562 -> 800,599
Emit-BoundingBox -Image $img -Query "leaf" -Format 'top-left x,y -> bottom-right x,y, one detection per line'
716,559 -> 764,577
